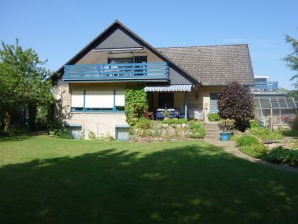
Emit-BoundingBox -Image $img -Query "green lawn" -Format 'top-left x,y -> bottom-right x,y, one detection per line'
0,135 -> 298,224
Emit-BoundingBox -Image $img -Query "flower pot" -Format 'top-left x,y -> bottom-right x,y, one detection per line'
219,132 -> 230,141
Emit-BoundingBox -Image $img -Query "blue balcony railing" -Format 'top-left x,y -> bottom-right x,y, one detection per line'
63,62 -> 168,82
250,81 -> 279,92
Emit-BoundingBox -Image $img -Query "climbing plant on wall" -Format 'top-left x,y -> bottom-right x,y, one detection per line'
125,86 -> 148,126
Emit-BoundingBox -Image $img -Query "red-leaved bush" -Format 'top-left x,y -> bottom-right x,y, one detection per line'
218,82 -> 254,131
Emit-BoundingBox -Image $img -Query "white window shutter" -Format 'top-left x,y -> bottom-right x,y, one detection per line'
85,90 -> 114,108
115,90 -> 125,107
71,91 -> 84,107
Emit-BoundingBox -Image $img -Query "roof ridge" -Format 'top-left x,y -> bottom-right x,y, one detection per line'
157,44 -> 248,49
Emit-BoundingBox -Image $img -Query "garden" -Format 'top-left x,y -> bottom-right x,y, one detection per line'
208,82 -> 298,167
0,135 -> 298,224
233,119 -> 298,166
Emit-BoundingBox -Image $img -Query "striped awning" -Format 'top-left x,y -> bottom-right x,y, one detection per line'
144,85 -> 192,92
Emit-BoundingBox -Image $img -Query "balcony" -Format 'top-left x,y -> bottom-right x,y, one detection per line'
63,62 -> 169,82
250,81 -> 279,92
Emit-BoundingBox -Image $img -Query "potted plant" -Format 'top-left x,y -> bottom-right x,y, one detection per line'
163,109 -> 170,120
218,119 -> 235,141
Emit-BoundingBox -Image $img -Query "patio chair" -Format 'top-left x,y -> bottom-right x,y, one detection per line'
155,108 -> 164,120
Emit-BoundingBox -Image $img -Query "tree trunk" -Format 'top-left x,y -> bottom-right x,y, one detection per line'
4,111 -> 11,133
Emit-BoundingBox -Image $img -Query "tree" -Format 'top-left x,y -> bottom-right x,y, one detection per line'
218,82 -> 254,131
0,62 -> 24,132
0,40 -> 53,131
284,35 -> 298,96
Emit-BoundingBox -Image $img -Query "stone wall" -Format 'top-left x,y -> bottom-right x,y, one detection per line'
130,123 -> 191,142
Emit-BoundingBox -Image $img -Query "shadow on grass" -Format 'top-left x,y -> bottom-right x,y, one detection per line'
0,143 -> 297,224
0,134 -> 34,142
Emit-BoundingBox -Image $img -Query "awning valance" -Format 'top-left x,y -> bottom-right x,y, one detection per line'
144,85 -> 192,92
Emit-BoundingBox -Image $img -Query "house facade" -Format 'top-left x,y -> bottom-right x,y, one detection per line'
53,20 -> 254,138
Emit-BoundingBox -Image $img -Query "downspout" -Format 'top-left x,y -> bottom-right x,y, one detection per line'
184,92 -> 188,119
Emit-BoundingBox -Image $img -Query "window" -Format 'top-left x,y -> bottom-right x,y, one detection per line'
71,90 -> 84,111
108,58 -> 133,64
108,56 -> 147,64
71,89 -> 125,112
134,56 -> 147,63
115,90 -> 125,111
210,92 -> 218,113
85,90 -> 114,110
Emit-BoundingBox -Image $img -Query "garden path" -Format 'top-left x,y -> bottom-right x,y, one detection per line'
204,138 -> 298,173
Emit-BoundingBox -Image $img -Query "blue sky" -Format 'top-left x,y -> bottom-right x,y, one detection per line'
1,0 -> 297,89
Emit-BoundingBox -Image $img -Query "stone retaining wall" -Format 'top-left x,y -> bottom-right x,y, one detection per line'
130,123 -> 191,141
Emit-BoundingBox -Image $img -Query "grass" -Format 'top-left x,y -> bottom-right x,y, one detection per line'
0,135 -> 298,224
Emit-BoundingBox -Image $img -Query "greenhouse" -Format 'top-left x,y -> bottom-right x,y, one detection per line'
253,93 -> 298,130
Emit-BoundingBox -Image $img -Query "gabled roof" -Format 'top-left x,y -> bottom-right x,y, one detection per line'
54,20 -> 197,85
157,45 -> 254,86
54,20 -> 254,86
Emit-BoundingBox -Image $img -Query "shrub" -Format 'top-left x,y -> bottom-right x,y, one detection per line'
98,133 -> 114,142
282,129 -> 298,137
263,147 -> 298,166
291,114 -> 298,131
48,128 -> 70,139
47,118 -> 63,131
249,119 -> 260,128
208,113 -> 220,121
187,121 -> 205,139
47,119 -> 71,138
218,82 -> 254,131
236,135 -> 267,158
88,131 -> 97,140
236,135 -> 259,146
135,118 -> 153,129
239,144 -> 268,158
294,141 -> 298,149
249,127 -> 283,140
162,118 -> 187,125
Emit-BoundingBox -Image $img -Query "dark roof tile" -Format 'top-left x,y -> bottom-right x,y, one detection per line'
157,45 -> 254,86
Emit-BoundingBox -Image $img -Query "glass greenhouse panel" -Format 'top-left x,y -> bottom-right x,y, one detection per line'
278,98 -> 287,108
270,98 -> 279,108
259,98 -> 271,108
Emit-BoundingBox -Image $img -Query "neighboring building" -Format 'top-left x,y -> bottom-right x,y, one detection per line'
53,20 -> 254,138
251,76 -> 297,130
250,76 -> 278,92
